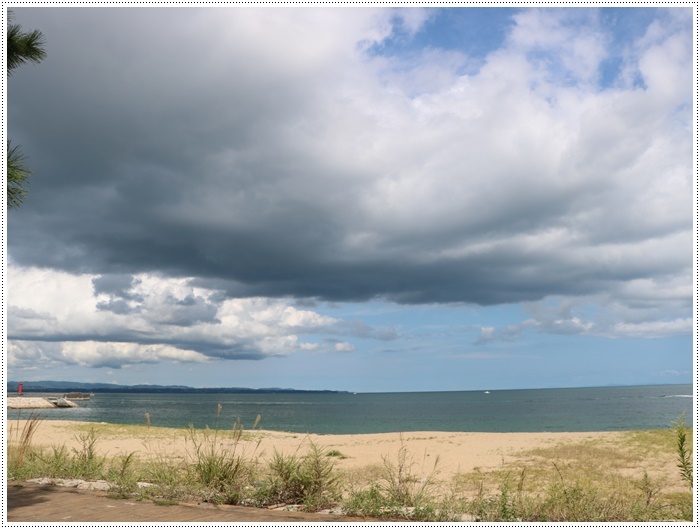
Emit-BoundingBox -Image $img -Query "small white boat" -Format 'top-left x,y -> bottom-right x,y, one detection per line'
484,391 -> 490,394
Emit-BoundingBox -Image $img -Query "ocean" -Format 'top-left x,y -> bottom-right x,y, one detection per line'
7,384 -> 693,434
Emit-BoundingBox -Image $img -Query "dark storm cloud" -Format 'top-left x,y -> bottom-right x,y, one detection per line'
92,274 -> 144,315
92,274 -> 141,297
7,8 -> 692,310
95,299 -> 136,315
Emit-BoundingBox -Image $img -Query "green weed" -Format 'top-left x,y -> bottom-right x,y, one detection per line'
7,413 -> 43,479
71,428 -> 105,479
254,441 -> 340,511
342,437 -> 454,520
107,452 -> 139,494
465,462 -> 690,522
185,409 -> 261,504
673,413 -> 693,487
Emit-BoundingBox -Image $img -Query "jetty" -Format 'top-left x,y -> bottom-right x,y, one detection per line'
7,397 -> 77,409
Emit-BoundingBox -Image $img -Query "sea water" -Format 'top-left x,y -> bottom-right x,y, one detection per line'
7,384 -> 692,434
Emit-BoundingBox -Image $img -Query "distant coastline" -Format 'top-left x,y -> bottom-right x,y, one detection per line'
6,380 -> 348,395
5,380 -> 693,395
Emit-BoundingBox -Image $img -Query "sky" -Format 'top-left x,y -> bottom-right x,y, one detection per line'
5,7 -> 693,393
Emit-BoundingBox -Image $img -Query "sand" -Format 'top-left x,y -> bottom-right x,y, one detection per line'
10,419 -> 627,479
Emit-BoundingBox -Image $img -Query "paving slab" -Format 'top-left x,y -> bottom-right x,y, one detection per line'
7,482 -> 374,523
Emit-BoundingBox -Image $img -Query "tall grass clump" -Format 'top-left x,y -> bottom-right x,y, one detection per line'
343,437 -> 460,521
254,441 -> 340,511
465,461 -> 690,522
9,425 -> 108,480
70,428 -> 105,478
7,413 -> 43,479
35,427 -> 106,479
467,468 -> 528,522
106,452 -> 139,495
36,445 -> 73,478
186,406 -> 261,504
381,438 -> 438,507
673,412 -> 693,487
142,453 -> 190,500
300,443 -> 340,510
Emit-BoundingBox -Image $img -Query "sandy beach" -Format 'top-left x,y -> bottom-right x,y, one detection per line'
9,419 -> 631,479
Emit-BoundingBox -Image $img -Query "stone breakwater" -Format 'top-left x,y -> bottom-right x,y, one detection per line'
7,397 -> 77,409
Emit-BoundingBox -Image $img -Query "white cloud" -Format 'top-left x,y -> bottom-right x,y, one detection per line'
475,327 -> 496,345
335,342 -> 357,352
393,7 -> 433,35
654,369 -> 691,377
508,9 -> 607,85
20,341 -> 209,369
609,318 -> 692,339
6,265 -> 351,369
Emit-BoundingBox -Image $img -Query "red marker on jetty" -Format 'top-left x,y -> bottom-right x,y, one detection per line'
17,381 -> 23,396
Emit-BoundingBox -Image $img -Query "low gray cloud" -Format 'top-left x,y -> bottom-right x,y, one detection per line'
478,290 -> 692,342
92,274 -> 143,315
92,274 -> 143,299
95,299 -> 136,316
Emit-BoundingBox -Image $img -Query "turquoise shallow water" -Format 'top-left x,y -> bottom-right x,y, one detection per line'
7,384 -> 692,434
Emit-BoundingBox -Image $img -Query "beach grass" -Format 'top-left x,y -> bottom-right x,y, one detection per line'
252,441 -> 341,511
185,414 -> 257,504
7,412 -> 43,479
6,414 -> 693,521
449,426 -> 693,522
342,436 -> 464,521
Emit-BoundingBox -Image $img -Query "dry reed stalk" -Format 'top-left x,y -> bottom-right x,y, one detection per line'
10,412 -> 43,468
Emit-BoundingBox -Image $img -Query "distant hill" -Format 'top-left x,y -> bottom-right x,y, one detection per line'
6,380 -> 346,394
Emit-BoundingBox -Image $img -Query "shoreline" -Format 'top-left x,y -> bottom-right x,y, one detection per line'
6,411 -> 686,434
